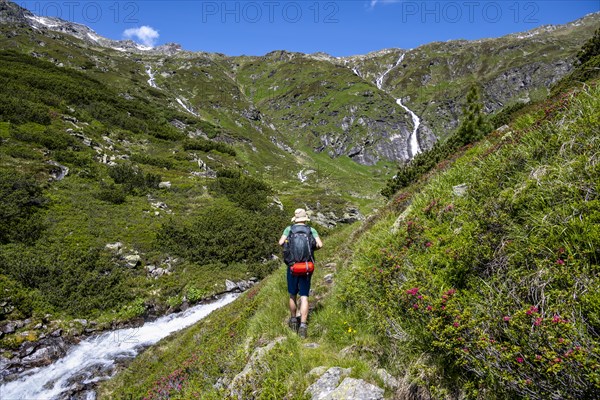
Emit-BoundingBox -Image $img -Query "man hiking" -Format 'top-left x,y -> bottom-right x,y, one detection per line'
279,208 -> 323,338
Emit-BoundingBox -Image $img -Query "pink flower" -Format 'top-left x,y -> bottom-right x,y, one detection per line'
503,316 -> 511,322
516,357 -> 524,363
417,295 -> 423,299
425,241 -> 432,248
535,354 -> 542,361
556,259 -> 565,265
426,305 -> 433,311
534,317 -> 543,326
453,322 -> 460,327
526,306 -> 539,316
406,287 -> 419,296
552,315 -> 562,323
413,303 -> 419,309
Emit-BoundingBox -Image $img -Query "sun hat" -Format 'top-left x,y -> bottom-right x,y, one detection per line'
291,208 -> 310,223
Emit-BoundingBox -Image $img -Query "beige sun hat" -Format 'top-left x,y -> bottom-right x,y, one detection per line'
291,208 -> 310,223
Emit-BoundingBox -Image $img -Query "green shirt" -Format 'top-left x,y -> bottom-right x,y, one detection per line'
283,224 -> 319,238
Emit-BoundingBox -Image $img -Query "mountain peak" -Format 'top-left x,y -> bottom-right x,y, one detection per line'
0,0 -> 32,24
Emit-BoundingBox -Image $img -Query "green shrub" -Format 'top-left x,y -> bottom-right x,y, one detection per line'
210,170 -> 272,211
0,243 -> 136,317
108,163 -> 161,194
4,144 -> 43,160
158,203 -> 285,265
96,183 -> 127,204
0,169 -> 47,244
130,153 -> 174,170
183,138 -> 236,156
54,149 -> 94,167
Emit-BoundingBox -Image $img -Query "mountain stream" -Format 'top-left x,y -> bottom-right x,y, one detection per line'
0,293 -> 240,399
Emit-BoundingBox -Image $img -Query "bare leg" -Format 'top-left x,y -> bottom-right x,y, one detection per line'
299,296 -> 309,323
289,295 -> 298,318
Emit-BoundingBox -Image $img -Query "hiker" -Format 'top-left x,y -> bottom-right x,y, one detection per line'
279,208 -> 323,338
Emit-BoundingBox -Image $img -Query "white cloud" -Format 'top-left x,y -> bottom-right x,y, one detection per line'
369,0 -> 401,9
123,26 -> 159,47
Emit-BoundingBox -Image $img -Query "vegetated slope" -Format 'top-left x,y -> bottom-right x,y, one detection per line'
334,84 -> 600,396
103,64 -> 600,398
0,49 -> 285,343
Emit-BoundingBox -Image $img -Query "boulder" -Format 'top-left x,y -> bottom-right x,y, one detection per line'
225,280 -> 237,292
0,321 -> 17,334
124,254 -> 141,268
229,337 -> 286,399
105,242 -> 123,252
305,367 -> 351,400
376,368 -> 400,390
452,184 -> 469,197
323,377 -> 384,400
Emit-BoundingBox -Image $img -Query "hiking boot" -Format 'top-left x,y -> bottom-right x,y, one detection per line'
288,317 -> 300,333
298,323 -> 308,339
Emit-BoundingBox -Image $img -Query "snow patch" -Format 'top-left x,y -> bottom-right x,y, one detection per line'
26,15 -> 59,28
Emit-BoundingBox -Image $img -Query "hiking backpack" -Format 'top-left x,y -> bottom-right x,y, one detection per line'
283,225 -> 316,268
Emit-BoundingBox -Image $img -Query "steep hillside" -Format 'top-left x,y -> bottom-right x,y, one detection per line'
1,1 -> 597,167
100,56 -> 600,399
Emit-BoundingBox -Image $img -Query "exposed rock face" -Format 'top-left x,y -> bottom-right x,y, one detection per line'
310,206 -> 364,229
1,336 -> 68,380
305,367 -> 351,399
305,367 -> 385,400
228,337 -> 286,399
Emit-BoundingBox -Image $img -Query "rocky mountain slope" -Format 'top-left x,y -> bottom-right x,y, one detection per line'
1,0 -> 598,166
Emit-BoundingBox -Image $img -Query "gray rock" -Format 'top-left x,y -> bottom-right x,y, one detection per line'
391,205 -> 412,234
322,377 -> 384,400
452,184 -> 469,197
145,265 -> 156,273
21,347 -> 57,368
229,337 -> 286,399
236,280 -> 254,291
376,368 -> 400,390
105,242 -> 122,252
50,328 -> 63,337
124,254 -> 141,267
158,181 -> 172,189
323,274 -> 334,285
225,280 -> 237,292
0,321 -> 17,334
308,366 -> 329,377
304,342 -> 321,349
305,367 -> 351,400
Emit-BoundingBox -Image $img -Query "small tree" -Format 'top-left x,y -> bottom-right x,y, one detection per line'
577,27 -> 600,65
451,86 -> 491,148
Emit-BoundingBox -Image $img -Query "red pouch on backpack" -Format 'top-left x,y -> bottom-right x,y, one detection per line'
290,261 -> 314,276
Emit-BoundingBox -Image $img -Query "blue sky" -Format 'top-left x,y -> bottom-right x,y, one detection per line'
19,1 -> 600,56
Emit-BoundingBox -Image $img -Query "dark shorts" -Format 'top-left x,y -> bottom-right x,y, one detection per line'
287,267 -> 312,297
